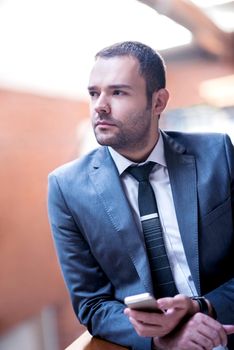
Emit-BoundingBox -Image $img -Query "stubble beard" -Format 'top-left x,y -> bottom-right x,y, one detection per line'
93,107 -> 154,153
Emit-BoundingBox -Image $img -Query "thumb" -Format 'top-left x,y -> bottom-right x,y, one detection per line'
223,325 -> 234,335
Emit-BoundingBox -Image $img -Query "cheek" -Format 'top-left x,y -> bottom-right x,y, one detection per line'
113,103 -> 137,119
112,97 -> 149,123
90,105 -> 96,121
89,101 -> 95,113
89,104 -> 93,115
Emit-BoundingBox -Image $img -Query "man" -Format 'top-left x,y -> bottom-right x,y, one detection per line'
48,41 -> 234,350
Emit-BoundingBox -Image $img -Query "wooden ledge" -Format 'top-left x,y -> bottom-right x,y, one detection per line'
65,331 -> 127,350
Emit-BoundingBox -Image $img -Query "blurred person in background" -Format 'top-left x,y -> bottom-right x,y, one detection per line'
48,41 -> 234,350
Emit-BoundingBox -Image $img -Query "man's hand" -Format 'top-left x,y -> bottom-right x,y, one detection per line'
124,294 -> 234,349
153,313 -> 234,350
124,294 -> 198,337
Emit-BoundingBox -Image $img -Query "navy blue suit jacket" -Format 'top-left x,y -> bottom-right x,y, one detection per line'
48,131 -> 234,350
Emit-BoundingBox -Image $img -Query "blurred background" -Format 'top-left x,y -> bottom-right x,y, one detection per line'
0,0 -> 233,349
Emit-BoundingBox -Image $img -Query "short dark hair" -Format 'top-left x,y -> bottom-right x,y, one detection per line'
95,41 -> 166,103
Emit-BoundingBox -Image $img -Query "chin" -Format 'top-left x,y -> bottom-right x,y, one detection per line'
95,134 -> 116,147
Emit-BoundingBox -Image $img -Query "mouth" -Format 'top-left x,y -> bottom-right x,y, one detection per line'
95,120 -> 116,128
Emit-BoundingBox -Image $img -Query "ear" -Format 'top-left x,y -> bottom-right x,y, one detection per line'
152,88 -> 169,116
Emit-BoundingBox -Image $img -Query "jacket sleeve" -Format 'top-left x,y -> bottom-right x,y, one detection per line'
205,134 -> 234,325
47,173 -> 152,350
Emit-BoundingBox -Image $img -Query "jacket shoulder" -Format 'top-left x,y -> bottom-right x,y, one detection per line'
48,147 -> 103,180
164,131 -> 233,152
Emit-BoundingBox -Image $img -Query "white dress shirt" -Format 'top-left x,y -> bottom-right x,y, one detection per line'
109,132 -> 226,350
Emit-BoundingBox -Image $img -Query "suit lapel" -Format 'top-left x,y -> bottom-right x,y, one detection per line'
88,135 -> 201,295
89,147 -> 154,294
162,132 -> 201,294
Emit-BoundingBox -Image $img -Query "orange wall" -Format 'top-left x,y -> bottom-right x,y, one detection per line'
166,55 -> 233,109
0,90 -> 87,348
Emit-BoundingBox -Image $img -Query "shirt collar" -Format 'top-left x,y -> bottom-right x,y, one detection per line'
108,131 -> 166,176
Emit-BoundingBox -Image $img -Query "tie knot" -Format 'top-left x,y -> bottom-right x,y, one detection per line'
126,162 -> 155,182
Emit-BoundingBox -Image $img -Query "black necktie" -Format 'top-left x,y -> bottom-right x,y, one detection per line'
127,162 -> 178,298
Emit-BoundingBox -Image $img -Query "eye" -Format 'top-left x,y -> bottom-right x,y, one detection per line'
88,90 -> 99,98
113,90 -> 125,96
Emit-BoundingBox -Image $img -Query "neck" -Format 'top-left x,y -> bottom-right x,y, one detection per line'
116,132 -> 160,163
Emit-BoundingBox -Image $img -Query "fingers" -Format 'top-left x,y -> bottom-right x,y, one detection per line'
157,294 -> 187,308
186,313 -> 228,348
157,294 -> 194,313
124,300 -> 233,348
124,307 -> 181,337
124,294 -> 195,338
156,313 -> 229,350
124,307 -> 167,337
124,304 -> 190,337
124,308 -> 164,324
128,316 -> 163,337
223,324 -> 234,335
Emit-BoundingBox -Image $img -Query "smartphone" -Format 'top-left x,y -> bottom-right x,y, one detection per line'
124,292 -> 163,313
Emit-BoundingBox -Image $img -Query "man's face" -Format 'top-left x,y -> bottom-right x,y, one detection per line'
88,56 -> 159,159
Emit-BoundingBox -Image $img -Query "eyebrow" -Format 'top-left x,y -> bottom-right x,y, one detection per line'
88,84 -> 133,91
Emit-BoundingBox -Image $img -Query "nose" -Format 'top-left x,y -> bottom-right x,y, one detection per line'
94,94 -> 111,115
